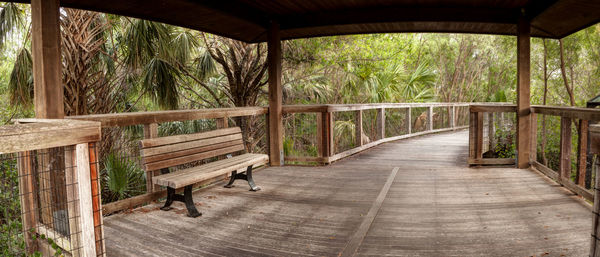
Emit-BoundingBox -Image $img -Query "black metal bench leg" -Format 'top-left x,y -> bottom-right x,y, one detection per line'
160,187 -> 176,211
183,185 -> 201,218
224,171 -> 237,188
246,166 -> 261,192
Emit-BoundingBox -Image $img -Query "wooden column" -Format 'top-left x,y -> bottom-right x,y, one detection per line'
267,21 -> 283,166
427,106 -> 433,131
143,123 -> 159,193
355,110 -> 363,147
516,16 -> 531,169
559,117 -> 572,180
376,108 -> 385,140
577,119 -> 589,186
406,108 -> 412,134
31,0 -> 63,119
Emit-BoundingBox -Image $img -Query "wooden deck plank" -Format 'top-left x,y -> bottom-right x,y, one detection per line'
104,130 -> 591,256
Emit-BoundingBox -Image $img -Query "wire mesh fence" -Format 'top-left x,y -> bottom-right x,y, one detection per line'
0,144 -> 104,256
283,113 -> 319,159
384,108 -> 409,138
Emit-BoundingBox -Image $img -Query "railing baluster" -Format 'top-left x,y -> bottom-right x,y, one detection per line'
530,112 -> 537,164
355,110 -> 363,147
427,106 -> 433,131
377,108 -> 385,140
406,107 -> 412,134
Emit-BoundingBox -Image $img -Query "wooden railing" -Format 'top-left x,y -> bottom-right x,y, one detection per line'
1,119 -> 103,256
283,103 -> 470,164
66,107 -> 269,214
530,105 -> 596,201
468,103 -> 517,165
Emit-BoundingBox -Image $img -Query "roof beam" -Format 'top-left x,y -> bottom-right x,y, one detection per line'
279,7 -> 521,30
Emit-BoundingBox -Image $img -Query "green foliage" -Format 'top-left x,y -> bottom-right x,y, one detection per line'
101,152 -> 146,202
0,156 -> 26,256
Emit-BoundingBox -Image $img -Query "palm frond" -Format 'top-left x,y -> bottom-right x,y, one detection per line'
0,3 -> 25,49
8,47 -> 33,107
141,57 -> 180,109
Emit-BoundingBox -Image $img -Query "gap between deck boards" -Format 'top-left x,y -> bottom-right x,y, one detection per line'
340,167 -> 399,257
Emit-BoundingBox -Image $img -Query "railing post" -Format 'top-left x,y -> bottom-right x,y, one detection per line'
406,107 -> 412,134
74,143 -> 97,257
17,151 -> 38,254
376,108 -> 385,140
355,110 -> 363,147
427,106 -> 433,131
559,117 -> 572,180
476,111 -> 484,159
577,119 -> 589,186
530,112 -> 537,164
143,123 -> 159,192
317,111 -> 333,161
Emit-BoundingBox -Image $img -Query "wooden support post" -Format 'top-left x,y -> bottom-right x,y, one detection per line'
427,106 -> 433,131
75,143 -> 97,257
143,123 -> 159,193
577,119 -> 589,186
376,108 -> 385,140
18,151 -> 38,254
406,108 -> 412,134
355,110 -> 363,147
31,0 -> 63,119
267,21 -> 283,166
316,112 -> 333,159
559,117 -> 572,180
530,113 -> 537,164
516,16 -> 531,169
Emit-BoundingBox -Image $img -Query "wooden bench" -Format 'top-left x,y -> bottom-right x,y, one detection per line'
140,127 -> 269,217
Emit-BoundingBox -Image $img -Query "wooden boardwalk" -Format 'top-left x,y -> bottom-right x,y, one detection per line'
104,130 -> 592,256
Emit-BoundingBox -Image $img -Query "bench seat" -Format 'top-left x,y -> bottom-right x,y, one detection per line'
152,153 -> 268,188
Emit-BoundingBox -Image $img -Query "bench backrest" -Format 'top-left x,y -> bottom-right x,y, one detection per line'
139,127 -> 245,171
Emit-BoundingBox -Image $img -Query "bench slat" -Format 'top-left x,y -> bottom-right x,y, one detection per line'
154,153 -> 260,183
142,133 -> 243,158
142,138 -> 243,164
140,127 -> 241,148
153,154 -> 269,188
144,144 -> 245,171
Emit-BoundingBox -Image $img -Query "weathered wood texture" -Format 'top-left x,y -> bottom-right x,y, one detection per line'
103,131 -> 590,256
268,22 -> 283,166
31,0 -> 63,119
516,16 -> 531,169
559,117 -> 572,180
0,119 -> 101,154
589,125 -> 600,257
67,107 -> 267,127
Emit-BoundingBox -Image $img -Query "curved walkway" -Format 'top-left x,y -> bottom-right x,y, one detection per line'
104,130 -> 591,256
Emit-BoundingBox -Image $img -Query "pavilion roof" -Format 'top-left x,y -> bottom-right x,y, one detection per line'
9,0 -> 600,42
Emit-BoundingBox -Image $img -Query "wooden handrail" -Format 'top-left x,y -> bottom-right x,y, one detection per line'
531,105 -> 600,120
67,107 -> 268,127
1,119 -> 101,153
283,102 -> 471,113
